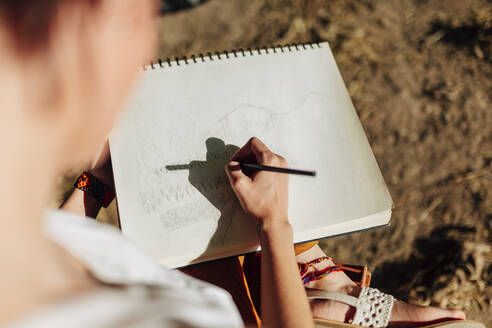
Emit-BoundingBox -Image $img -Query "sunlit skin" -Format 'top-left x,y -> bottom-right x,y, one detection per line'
0,0 -> 466,326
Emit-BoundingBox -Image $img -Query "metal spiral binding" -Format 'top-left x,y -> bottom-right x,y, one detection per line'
142,42 -> 322,71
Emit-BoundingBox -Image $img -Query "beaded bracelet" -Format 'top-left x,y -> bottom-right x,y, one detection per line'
302,265 -> 344,284
74,171 -> 115,208
299,256 -> 344,285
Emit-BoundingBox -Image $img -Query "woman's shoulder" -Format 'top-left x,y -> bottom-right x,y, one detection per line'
43,210 -> 224,290
44,209 -> 177,286
33,209 -> 243,328
7,284 -> 242,328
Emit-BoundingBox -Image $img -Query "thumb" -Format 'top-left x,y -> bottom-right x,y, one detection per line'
225,161 -> 251,190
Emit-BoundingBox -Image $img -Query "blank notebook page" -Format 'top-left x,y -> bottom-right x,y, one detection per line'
110,42 -> 393,268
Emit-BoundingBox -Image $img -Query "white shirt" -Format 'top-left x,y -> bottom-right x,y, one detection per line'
6,209 -> 244,328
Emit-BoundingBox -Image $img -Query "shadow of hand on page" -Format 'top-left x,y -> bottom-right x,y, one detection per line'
186,137 -> 254,256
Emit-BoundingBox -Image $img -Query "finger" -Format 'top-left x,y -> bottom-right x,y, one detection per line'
231,137 -> 273,165
248,137 -> 277,165
225,160 -> 251,190
230,138 -> 255,161
273,153 -> 288,168
248,137 -> 272,162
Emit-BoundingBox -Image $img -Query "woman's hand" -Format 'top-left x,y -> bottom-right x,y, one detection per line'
224,137 -> 289,223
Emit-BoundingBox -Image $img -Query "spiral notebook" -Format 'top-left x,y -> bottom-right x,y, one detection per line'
109,42 -> 393,268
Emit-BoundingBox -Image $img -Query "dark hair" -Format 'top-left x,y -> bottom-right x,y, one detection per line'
0,0 -> 98,55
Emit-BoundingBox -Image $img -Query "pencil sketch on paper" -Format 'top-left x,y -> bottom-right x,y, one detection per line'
127,93 -> 333,246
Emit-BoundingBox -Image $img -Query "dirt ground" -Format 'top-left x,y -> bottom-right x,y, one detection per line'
55,0 -> 492,324
155,0 -> 491,323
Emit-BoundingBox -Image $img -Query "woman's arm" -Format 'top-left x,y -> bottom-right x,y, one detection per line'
225,137 -> 314,328
60,188 -> 103,219
259,218 -> 313,327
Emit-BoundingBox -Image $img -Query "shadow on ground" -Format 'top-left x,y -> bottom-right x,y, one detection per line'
372,225 -> 476,300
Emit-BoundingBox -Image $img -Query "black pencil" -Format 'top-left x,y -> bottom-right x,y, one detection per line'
240,163 -> 316,177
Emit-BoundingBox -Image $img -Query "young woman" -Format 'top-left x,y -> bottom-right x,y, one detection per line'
0,0 -> 478,327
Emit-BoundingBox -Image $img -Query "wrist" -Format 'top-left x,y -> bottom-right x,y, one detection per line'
259,211 -> 289,224
259,219 -> 294,255
79,188 -> 103,217
259,217 -> 292,238
89,168 -> 114,187
74,171 -> 115,208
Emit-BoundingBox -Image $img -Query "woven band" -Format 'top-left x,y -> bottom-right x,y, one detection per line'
74,172 -> 115,208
